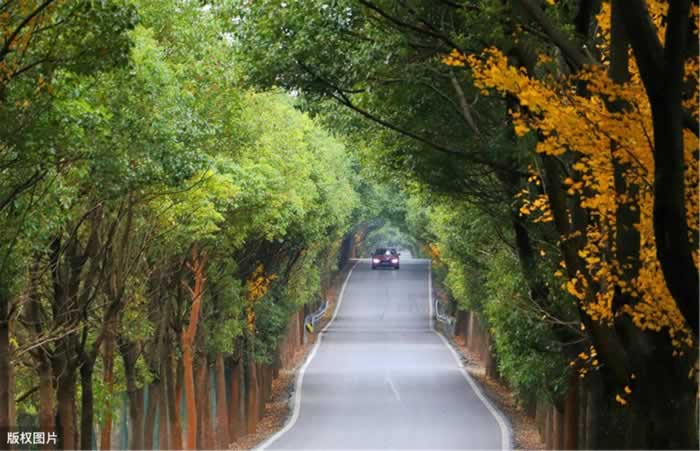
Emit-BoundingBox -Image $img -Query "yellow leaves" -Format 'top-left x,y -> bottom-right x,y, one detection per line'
615,394 -> 628,406
514,123 -> 529,136
428,243 -> 442,261
457,1 -> 698,351
245,263 -> 278,333
566,279 -> 586,300
442,49 -> 466,67
517,193 -> 553,223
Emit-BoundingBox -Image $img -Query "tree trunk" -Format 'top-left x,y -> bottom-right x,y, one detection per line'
246,359 -> 258,434
257,363 -> 265,419
126,388 -> 144,450
182,342 -> 197,450
563,372 -> 578,450
144,383 -> 159,449
37,360 -> 54,451
157,378 -> 169,450
100,333 -> 116,451
618,1 -> 699,336
56,369 -> 78,450
181,247 -> 207,450
166,351 -> 183,450
195,362 -> 206,449
79,359 -> 95,450
228,359 -> 242,442
200,362 -> 215,450
120,340 -> 144,450
215,354 -> 229,449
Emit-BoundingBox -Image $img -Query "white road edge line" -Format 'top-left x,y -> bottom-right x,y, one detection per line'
428,260 -> 513,451
384,374 -> 401,401
256,259 -> 361,451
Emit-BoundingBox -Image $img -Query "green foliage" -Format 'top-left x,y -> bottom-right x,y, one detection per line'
2,0 -> 364,429
482,248 -> 568,402
409,191 -> 570,404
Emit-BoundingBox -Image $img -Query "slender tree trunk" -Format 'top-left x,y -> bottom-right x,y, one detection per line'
120,340 -> 144,450
181,248 -> 207,450
182,343 -> 197,450
144,382 -> 159,449
127,389 -> 145,450
166,350 -> 182,450
158,377 -> 169,450
563,372 -> 578,450
79,359 -> 95,450
228,359 -> 242,442
246,359 -> 258,434
201,362 -> 214,450
195,362 -> 206,449
257,363 -> 265,419
56,369 -> 78,450
100,333 -> 116,451
37,359 -> 53,451
215,354 -> 229,449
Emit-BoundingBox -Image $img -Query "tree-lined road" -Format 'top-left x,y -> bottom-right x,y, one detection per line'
261,258 -> 509,450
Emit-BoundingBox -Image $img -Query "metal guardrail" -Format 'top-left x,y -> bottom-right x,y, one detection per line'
434,298 -> 456,338
304,299 -> 329,339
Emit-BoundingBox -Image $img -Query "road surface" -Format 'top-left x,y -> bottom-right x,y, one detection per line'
260,257 -> 510,450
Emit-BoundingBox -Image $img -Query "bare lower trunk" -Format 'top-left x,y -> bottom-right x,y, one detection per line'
144,382 -> 159,449
182,343 -> 197,450
79,360 -> 95,450
100,333 -> 116,450
200,362 -> 214,450
120,340 -> 144,450
245,360 -> 258,434
127,388 -> 144,450
215,354 -> 229,449
228,359 -> 242,442
256,363 -> 265,420
166,352 -> 182,450
196,363 -> 206,449
157,379 -> 169,450
37,360 -> 54,451
563,372 -> 578,450
56,370 -> 78,450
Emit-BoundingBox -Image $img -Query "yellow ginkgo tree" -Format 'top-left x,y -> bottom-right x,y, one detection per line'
446,0 -> 698,447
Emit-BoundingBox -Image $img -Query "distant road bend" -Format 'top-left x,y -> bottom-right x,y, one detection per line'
259,256 -> 511,450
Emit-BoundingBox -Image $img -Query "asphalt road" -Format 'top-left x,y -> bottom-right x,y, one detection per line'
260,257 -> 510,450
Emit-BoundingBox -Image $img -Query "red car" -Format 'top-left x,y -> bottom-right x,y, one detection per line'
371,248 -> 400,270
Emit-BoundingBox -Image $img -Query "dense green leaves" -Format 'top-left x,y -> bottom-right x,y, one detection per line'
0,1 -> 362,435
